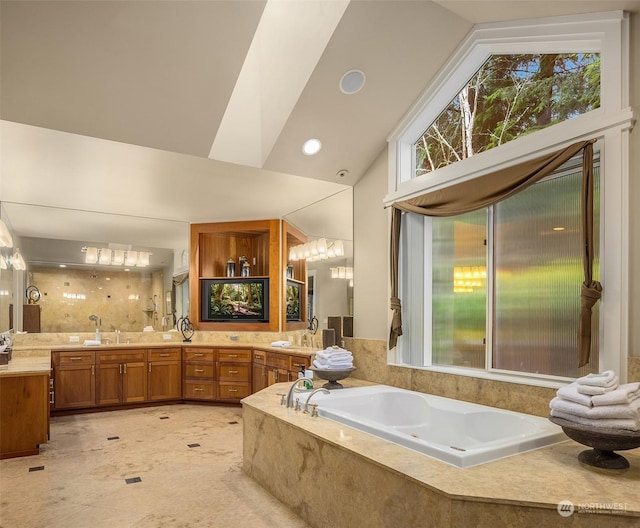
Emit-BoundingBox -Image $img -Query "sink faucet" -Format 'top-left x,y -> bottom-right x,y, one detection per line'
285,377 -> 313,408
303,387 -> 330,414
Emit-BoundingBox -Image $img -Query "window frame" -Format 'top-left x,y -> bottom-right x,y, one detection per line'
385,11 -> 634,387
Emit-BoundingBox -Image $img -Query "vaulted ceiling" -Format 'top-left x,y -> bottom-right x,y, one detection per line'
1,0 -> 637,265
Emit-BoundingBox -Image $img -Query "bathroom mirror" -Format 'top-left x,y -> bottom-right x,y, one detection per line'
2,203 -> 189,333
283,188 -> 353,335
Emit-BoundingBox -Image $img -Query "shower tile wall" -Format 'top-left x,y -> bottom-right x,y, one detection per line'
28,267 -> 164,332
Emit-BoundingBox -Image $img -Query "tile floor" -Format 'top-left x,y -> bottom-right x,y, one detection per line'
0,404 -> 310,528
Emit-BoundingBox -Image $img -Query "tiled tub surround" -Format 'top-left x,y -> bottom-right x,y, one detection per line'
242,381 -> 640,528
345,337 -> 640,418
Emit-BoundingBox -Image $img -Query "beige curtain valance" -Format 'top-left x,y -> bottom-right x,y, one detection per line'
389,139 -> 598,367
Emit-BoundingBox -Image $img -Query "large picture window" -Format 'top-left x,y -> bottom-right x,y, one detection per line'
429,158 -> 599,378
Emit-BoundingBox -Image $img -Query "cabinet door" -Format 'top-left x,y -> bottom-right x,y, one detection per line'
267,367 -> 290,386
123,361 -> 147,403
252,363 -> 268,393
54,365 -> 96,409
97,363 -> 122,406
148,361 -> 182,401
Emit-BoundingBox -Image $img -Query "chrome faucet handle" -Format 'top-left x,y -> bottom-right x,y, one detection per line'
294,397 -> 301,411
310,403 -> 319,417
277,393 -> 286,405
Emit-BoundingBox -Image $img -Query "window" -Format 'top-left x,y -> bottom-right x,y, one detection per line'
429,157 -> 599,377
386,12 -> 632,385
415,53 -> 600,176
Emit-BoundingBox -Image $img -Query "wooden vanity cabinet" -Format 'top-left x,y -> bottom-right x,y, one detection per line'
183,347 -> 216,400
263,351 -> 311,387
96,349 -> 147,406
0,373 -> 50,459
52,351 -> 96,410
218,348 -> 252,401
148,347 -> 182,401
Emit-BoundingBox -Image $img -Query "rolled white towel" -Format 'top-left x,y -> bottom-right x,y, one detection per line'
83,340 -> 101,346
550,409 -> 640,431
312,359 -> 325,369
577,370 -> 618,388
591,382 -> 640,407
577,378 -> 619,396
557,383 -> 593,407
549,396 -> 640,420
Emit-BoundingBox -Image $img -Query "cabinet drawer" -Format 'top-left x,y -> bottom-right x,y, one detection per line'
184,363 -> 215,379
218,382 -> 251,400
54,351 -> 94,366
253,350 -> 267,364
184,348 -> 215,362
219,364 -> 250,381
289,356 -> 310,371
97,349 -> 146,363
218,349 -> 251,362
148,348 -> 181,361
267,352 -> 288,369
183,381 -> 216,400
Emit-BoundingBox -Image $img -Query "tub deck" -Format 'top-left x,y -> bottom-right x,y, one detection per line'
242,379 -> 640,528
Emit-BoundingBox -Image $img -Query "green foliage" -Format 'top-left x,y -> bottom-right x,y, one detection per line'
416,53 -> 600,176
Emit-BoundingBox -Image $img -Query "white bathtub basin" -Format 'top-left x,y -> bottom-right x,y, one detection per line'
309,385 -> 566,468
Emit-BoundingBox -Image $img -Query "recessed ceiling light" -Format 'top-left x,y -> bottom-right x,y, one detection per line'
340,69 -> 365,94
302,138 -> 322,156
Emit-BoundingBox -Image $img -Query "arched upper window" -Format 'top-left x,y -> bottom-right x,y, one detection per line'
415,53 -> 600,176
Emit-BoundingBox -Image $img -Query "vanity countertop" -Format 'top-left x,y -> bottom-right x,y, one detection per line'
0,356 -> 51,377
10,342 -> 317,359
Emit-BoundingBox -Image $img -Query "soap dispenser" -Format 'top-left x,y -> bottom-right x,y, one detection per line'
95,328 -> 101,343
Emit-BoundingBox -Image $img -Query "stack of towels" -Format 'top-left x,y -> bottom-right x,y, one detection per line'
549,370 -> 640,431
312,346 -> 354,370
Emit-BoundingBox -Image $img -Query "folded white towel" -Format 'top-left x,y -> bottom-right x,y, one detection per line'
591,382 -> 640,407
314,356 -> 353,367
557,383 -> 593,407
270,340 -> 291,348
577,378 -> 619,395
549,396 -> 640,420
312,359 -> 353,370
83,340 -> 101,346
550,409 -> 640,431
316,350 -> 353,360
577,370 -> 618,387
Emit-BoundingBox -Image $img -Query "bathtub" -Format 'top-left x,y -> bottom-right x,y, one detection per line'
302,384 -> 566,468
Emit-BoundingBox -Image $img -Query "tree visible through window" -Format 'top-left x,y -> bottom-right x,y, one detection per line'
415,54 -> 600,176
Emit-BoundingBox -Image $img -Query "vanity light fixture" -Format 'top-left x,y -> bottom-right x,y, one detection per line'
11,248 -> 26,271
302,138 -> 322,156
0,219 -> 13,248
289,238 -> 345,262
330,266 -> 353,280
98,249 -> 111,265
82,246 -> 151,267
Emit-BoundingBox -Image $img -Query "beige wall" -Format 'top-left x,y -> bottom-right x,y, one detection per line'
629,11 -> 640,358
353,149 -> 389,339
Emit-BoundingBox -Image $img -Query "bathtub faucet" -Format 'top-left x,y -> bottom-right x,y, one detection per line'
285,377 -> 313,408
304,388 -> 330,415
